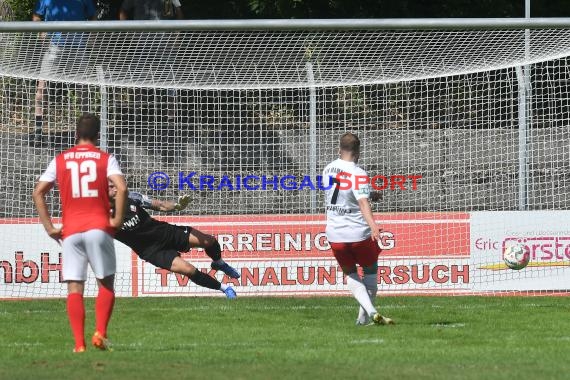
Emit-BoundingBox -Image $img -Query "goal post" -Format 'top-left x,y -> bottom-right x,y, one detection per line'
2,19 -> 570,298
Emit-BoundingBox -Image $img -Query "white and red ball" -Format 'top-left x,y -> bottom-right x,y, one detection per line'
503,244 -> 530,270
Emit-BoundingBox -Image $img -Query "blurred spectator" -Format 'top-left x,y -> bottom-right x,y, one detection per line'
119,0 -> 184,163
119,0 -> 184,20
32,0 -> 97,147
96,0 -> 122,20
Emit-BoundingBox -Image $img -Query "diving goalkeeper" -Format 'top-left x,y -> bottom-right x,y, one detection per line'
109,182 -> 239,298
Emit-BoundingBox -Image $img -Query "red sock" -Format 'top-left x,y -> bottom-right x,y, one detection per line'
95,286 -> 115,337
66,293 -> 85,349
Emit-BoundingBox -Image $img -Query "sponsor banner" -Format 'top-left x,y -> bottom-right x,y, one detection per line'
0,224 -> 133,298
135,212 -> 471,295
0,224 -> 68,298
157,212 -> 470,259
6,212 -> 570,296
0,213 -> 470,297
136,258 -> 471,296
470,211 -> 570,291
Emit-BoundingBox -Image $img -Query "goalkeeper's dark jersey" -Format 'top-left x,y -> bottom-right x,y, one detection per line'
114,192 -> 174,255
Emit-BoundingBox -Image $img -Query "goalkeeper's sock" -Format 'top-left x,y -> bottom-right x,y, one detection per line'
190,270 -> 222,290
205,241 -> 222,261
67,293 -> 86,350
95,286 -> 115,338
346,273 -> 377,317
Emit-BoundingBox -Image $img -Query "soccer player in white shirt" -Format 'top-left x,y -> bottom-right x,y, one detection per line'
323,132 -> 394,326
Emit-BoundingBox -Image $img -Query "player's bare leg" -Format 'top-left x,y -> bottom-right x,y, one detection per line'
170,257 -> 236,298
66,280 -> 86,352
188,229 -> 240,279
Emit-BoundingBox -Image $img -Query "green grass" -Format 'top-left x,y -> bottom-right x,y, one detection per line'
1,296 -> 570,380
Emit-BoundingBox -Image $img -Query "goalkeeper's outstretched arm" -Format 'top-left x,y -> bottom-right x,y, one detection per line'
128,191 -> 191,213
148,194 -> 191,212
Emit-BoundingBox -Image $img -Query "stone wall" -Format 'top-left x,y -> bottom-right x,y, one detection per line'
2,126 -> 569,217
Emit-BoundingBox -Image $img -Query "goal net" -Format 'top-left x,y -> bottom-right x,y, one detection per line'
2,21 -> 570,298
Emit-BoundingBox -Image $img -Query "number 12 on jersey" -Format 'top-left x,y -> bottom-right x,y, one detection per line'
66,160 -> 98,198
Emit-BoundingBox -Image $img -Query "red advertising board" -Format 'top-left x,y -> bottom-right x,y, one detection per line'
153,212 -> 471,260
0,213 -> 471,297
132,212 -> 471,296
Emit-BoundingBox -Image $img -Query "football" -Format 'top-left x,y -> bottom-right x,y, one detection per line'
503,244 -> 530,270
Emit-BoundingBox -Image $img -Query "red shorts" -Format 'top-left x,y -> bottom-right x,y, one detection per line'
329,237 -> 381,268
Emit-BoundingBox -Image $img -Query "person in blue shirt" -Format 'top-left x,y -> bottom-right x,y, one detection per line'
31,0 -> 97,147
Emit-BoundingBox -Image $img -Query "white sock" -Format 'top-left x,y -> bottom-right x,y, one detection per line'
346,273 -> 377,317
358,274 -> 378,320
356,307 -> 368,324
220,283 -> 228,291
363,274 -> 378,303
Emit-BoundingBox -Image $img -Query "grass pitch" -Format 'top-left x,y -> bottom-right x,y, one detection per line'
1,296 -> 569,380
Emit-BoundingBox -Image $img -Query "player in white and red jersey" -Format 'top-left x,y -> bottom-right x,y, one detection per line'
323,132 -> 394,326
32,113 -> 127,353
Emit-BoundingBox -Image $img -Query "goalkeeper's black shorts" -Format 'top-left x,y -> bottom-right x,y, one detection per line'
137,224 -> 193,270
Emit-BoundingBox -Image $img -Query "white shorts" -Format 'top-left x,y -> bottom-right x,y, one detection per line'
62,229 -> 116,281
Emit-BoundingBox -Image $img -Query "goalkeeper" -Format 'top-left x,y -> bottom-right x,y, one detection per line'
108,182 -> 239,298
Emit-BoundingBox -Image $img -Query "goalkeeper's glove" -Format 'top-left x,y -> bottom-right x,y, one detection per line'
173,194 -> 191,211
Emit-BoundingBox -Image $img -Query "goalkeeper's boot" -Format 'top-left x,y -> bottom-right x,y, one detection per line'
211,261 -> 241,279
92,331 -> 113,351
371,313 -> 395,326
223,286 -> 237,299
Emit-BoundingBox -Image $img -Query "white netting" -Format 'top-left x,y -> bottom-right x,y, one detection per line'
2,23 -> 570,298
1,29 -> 570,88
